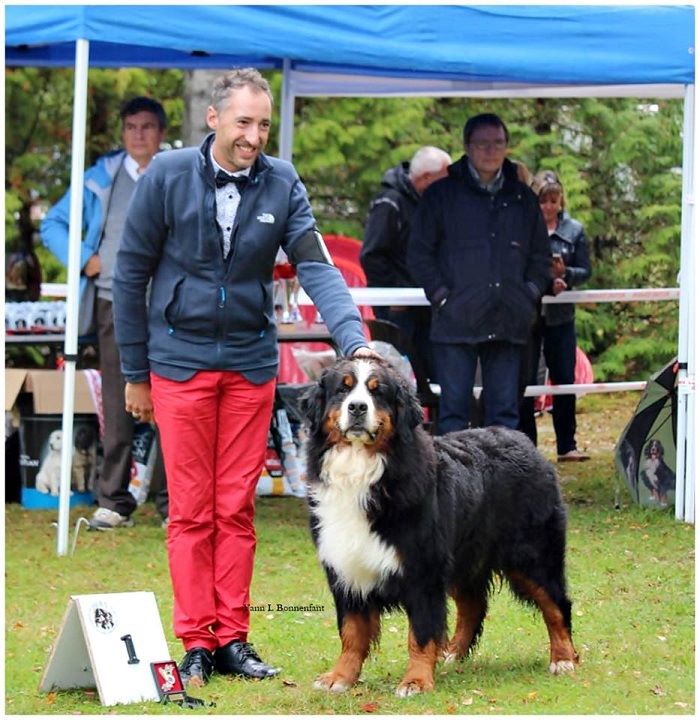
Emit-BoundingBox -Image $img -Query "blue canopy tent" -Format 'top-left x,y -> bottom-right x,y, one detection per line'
5,5 -> 696,552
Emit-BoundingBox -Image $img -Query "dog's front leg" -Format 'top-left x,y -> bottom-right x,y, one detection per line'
314,610 -> 380,693
396,626 -> 439,697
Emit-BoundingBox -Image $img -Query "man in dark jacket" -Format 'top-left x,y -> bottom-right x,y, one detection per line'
113,68 -> 374,688
407,113 -> 551,434
360,146 -> 451,380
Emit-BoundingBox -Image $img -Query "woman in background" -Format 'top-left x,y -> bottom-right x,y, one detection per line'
519,170 -> 592,461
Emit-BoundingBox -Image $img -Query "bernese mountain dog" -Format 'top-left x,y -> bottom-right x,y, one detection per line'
641,438 -> 675,507
300,357 -> 578,697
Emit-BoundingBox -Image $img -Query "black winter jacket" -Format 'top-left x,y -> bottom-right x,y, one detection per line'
543,211 -> 592,326
407,157 -> 551,345
360,162 -> 420,288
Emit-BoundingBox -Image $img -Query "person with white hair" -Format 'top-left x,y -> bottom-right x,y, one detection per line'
360,146 -> 452,379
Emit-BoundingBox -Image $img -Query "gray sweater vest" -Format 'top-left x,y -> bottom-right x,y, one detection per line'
96,162 -> 135,301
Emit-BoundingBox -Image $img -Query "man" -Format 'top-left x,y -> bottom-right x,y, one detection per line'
360,146 -> 451,379
41,97 -> 169,530
407,113 -> 551,434
113,68 -> 373,687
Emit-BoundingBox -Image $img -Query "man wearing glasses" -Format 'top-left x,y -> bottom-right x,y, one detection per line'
41,97 -> 169,530
407,113 -> 550,434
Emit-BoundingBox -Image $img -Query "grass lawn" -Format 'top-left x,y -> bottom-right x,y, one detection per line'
4,393 -> 695,715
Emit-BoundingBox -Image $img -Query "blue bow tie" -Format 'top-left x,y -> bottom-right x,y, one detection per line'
215,170 -> 249,190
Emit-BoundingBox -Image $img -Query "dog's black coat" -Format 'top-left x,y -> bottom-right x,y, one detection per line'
301,357 -> 573,657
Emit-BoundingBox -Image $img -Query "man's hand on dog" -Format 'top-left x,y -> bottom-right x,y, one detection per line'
125,382 -> 154,423
352,346 -> 383,361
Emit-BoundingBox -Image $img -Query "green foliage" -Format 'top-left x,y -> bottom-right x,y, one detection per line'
291,94 -> 682,380
4,67 -> 184,286
5,67 -> 683,379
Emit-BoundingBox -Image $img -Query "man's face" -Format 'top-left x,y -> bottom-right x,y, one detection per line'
466,124 -> 508,183
122,111 -> 165,169
207,85 -> 272,172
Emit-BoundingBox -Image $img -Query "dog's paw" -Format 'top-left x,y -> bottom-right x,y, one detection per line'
313,672 -> 352,693
549,659 -> 576,675
395,678 -> 433,698
442,650 -> 458,664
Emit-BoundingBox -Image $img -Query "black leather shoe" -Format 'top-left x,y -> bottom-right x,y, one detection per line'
178,647 -> 214,688
214,641 -> 280,679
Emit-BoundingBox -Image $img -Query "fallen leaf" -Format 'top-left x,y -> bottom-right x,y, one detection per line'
461,697 -> 473,706
360,701 -> 379,713
526,691 -> 538,701
282,679 -> 297,687
46,692 -> 57,705
651,685 -> 666,696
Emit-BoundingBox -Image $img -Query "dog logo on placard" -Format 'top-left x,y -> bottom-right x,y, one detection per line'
158,663 -> 180,693
151,661 -> 187,703
91,603 -> 115,633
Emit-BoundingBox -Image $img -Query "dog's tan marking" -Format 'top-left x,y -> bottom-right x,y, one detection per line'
506,571 -> 578,673
324,409 -> 350,446
443,593 -> 487,663
370,409 -> 395,453
395,627 -> 438,697
342,374 -> 355,388
367,376 -> 379,392
314,611 -> 380,692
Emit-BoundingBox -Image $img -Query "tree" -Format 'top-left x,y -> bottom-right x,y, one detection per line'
5,66 -> 683,380
5,67 -> 184,287
288,94 -> 683,379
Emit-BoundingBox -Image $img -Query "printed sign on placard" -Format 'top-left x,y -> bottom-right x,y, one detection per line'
40,592 -> 171,706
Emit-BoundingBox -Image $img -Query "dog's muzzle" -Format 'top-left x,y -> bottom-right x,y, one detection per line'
341,400 -> 376,440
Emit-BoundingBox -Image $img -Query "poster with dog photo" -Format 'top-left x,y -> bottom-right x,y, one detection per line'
18,415 -> 100,509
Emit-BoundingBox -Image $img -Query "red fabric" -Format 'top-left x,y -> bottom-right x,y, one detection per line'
151,370 -> 276,651
535,347 -> 594,413
279,235 -> 373,383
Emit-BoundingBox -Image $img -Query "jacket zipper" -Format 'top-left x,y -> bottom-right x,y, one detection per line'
217,285 -> 226,359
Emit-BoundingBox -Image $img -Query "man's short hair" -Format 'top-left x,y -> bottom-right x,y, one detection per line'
120,97 -> 167,129
211,68 -> 274,111
409,146 -> 452,178
463,113 -> 509,146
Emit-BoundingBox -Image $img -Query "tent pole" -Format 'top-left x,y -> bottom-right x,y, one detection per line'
57,38 -> 90,556
675,84 -> 695,524
279,58 -> 295,161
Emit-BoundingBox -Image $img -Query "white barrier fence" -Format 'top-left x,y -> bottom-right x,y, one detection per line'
42,282 -> 675,400
43,284 -> 681,305
302,286 -> 681,306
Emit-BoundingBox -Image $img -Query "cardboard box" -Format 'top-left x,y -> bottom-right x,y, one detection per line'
5,369 -> 99,509
5,369 -> 97,415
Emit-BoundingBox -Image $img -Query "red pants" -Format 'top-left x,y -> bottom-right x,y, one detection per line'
151,370 -> 276,652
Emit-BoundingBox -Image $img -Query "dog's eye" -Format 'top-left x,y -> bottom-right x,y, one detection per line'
367,381 -> 384,395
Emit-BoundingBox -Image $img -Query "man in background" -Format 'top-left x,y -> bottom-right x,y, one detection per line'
407,113 -> 550,434
41,96 -> 169,530
360,146 -> 451,379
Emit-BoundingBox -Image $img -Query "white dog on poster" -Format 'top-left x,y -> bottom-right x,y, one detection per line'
35,429 -> 63,496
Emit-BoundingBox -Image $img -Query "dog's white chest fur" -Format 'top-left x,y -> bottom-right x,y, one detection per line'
311,444 -> 401,597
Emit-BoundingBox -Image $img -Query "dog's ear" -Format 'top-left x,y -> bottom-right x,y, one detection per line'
395,378 -> 424,439
299,376 -> 327,435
